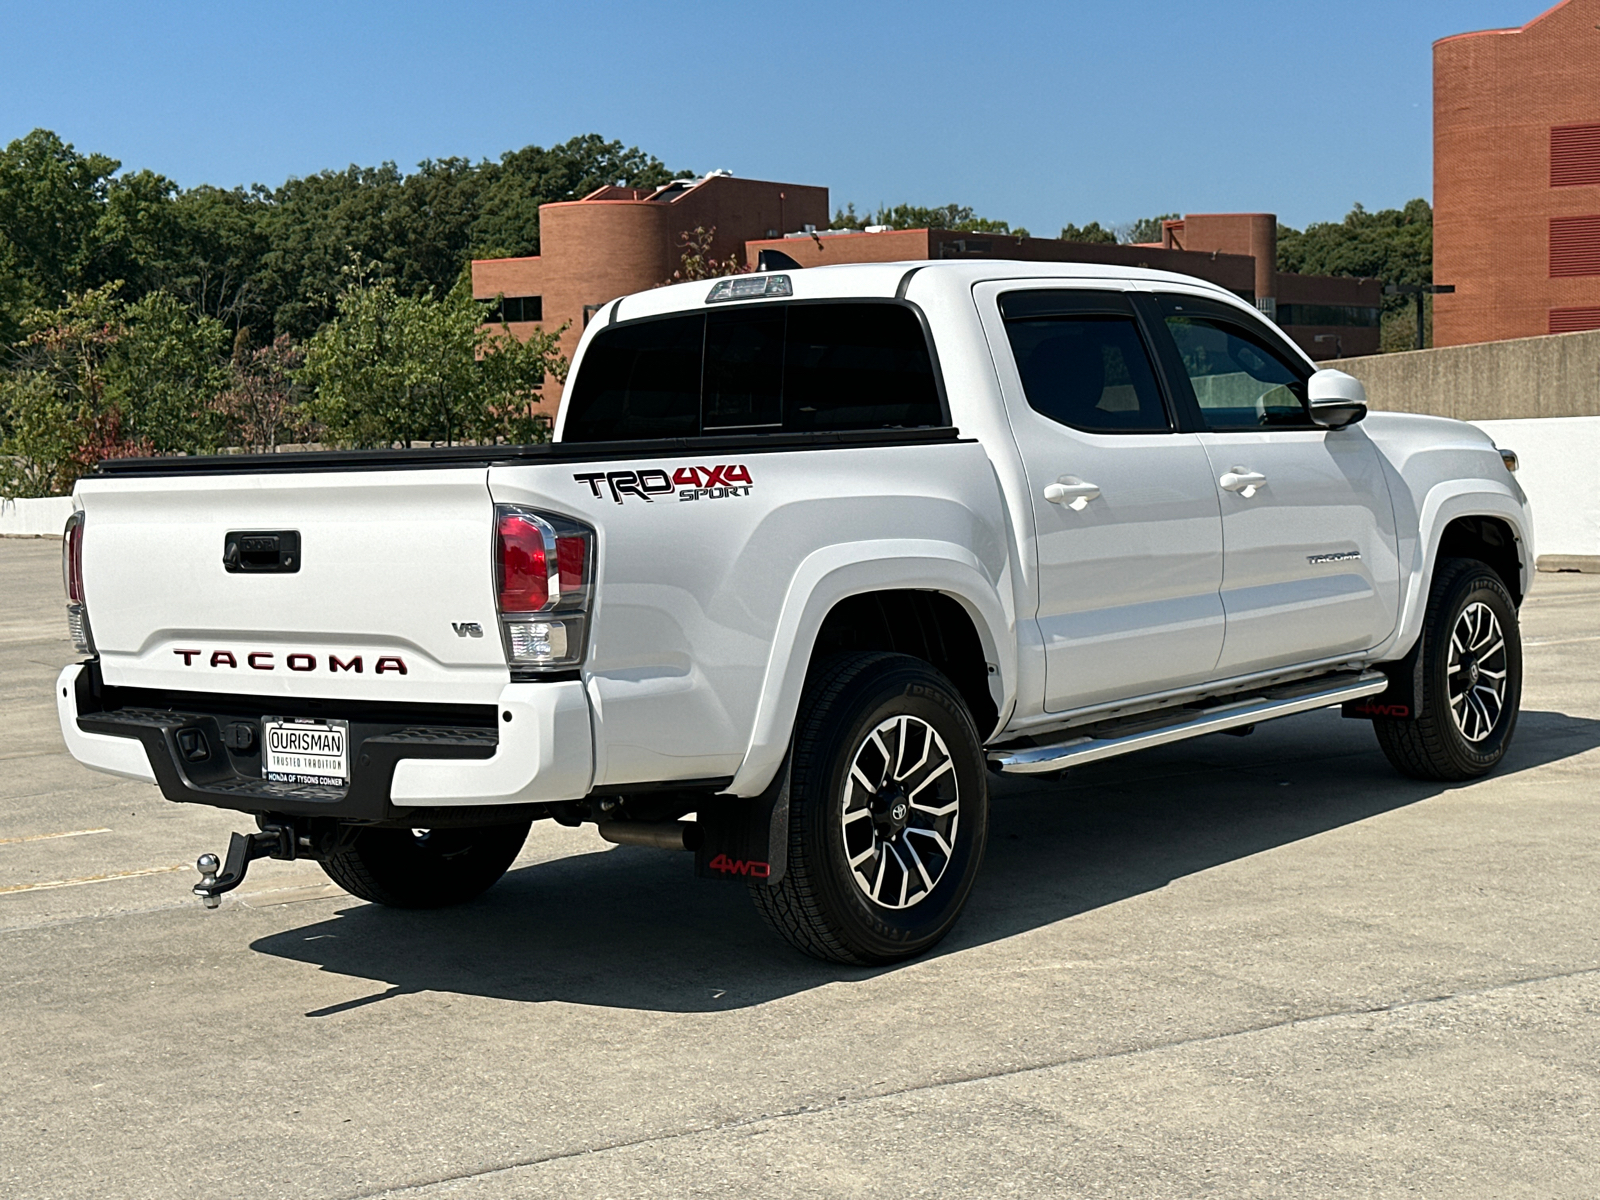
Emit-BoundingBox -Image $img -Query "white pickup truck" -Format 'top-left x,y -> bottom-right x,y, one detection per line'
56,261 -> 1532,963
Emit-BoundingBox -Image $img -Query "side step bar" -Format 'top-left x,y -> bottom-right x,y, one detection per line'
989,670 -> 1389,775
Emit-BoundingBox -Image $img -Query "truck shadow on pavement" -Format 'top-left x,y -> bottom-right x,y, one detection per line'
250,707 -> 1600,1015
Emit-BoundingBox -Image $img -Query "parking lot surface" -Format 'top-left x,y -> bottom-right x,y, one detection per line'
2,535 -> 1597,1198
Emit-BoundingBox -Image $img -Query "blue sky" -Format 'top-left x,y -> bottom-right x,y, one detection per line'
0,0 -> 1551,233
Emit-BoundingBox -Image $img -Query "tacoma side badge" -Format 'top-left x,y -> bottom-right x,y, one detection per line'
452,622 -> 484,638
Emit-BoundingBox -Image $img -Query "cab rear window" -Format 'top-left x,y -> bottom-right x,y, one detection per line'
562,301 -> 943,441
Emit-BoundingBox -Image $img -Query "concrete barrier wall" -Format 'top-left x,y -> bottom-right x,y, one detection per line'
1333,328 -> 1600,421
1468,417 -> 1600,561
0,495 -> 74,537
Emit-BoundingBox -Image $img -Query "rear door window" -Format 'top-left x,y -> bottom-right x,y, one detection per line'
562,301 -> 943,441
783,304 -> 942,432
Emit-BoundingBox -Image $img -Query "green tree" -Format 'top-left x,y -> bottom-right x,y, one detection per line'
1277,199 -> 1433,349
0,130 -> 120,307
301,272 -> 566,448
165,184 -> 271,331
667,226 -> 747,282
471,134 -> 684,259
105,290 -> 231,453
1121,213 -> 1179,244
214,334 -> 307,453
831,202 -> 1026,237
1058,221 -> 1117,244
1276,199 -> 1432,286
0,284 -> 142,496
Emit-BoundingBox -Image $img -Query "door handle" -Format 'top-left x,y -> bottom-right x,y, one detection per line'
1043,478 -> 1101,511
1218,469 -> 1267,498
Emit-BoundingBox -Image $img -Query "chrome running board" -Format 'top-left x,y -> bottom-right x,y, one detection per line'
989,670 -> 1388,775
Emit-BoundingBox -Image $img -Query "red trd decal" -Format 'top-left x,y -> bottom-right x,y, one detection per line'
707,854 -> 771,878
672,466 -> 699,486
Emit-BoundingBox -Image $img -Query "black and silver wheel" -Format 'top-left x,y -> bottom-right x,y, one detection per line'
319,820 -> 531,908
1374,558 -> 1522,781
750,652 -> 989,965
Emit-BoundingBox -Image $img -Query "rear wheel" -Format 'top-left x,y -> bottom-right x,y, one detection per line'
1374,558 -> 1522,781
750,653 -> 989,965
319,820 -> 531,908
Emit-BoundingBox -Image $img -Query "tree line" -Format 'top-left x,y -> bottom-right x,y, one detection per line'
0,128 -> 680,495
1,124 -> 1437,497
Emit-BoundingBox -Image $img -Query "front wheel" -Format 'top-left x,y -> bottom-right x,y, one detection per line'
1374,558 -> 1522,781
319,820 -> 531,908
750,653 -> 990,965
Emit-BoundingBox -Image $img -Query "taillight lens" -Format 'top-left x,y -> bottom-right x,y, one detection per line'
494,505 -> 594,673
62,511 -> 93,655
497,513 -> 550,612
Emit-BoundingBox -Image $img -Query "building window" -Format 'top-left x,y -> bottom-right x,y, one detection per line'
1549,307 -> 1600,334
1551,125 -> 1600,189
485,295 -> 542,323
1277,304 -> 1381,328
1550,216 -> 1600,277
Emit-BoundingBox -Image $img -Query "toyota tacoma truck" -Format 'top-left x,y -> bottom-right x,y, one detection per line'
55,261 -> 1532,964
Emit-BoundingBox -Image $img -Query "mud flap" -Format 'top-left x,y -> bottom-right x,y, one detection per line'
695,755 -> 789,886
1343,638 -> 1424,721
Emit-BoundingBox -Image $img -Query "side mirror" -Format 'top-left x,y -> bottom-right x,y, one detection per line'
1307,368 -> 1368,429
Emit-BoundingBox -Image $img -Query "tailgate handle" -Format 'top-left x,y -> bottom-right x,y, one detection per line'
224,530 -> 300,574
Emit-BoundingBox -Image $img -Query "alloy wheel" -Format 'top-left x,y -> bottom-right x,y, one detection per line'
1448,600 -> 1508,743
840,715 -> 960,910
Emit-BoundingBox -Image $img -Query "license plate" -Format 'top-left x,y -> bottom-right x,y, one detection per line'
262,718 -> 349,786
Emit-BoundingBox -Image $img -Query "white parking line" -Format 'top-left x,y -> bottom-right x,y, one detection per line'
0,827 -> 113,846
0,865 -> 184,895
1524,635 -> 1600,647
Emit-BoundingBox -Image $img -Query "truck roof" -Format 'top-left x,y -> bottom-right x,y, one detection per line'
606,258 -> 1247,327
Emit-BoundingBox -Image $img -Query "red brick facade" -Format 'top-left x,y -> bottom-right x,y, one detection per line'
1434,0 -> 1600,346
471,174 -> 827,408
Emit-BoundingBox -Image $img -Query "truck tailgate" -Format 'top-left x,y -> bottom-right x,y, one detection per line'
75,468 -> 509,705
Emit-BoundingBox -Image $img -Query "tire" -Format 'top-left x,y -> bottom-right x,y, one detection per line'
750,652 -> 989,965
1373,557 -> 1522,781
319,820 -> 531,908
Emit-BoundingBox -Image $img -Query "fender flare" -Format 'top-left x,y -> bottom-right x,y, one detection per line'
725,538 -> 1016,797
1381,480 -> 1532,662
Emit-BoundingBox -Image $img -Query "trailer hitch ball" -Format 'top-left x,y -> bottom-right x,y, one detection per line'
196,853 -> 221,909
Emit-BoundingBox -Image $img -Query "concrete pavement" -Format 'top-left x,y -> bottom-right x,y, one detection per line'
2,536 -> 1597,1198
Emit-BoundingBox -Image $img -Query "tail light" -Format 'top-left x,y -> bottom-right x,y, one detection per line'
62,511 -> 94,655
494,505 -> 594,674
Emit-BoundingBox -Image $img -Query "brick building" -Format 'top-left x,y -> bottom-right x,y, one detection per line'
747,214 -> 1381,363
475,179 -> 1380,412
472,173 -> 827,380
1434,0 -> 1600,346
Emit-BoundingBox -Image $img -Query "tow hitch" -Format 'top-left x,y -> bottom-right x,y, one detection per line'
193,824 -> 297,908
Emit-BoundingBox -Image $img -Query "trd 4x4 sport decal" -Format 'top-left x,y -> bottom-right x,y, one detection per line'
574,465 -> 753,504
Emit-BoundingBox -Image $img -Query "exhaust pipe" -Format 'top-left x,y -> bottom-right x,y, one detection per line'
598,820 -> 701,852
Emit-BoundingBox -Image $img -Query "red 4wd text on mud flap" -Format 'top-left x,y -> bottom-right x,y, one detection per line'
574,465 -> 753,504
706,854 -> 770,878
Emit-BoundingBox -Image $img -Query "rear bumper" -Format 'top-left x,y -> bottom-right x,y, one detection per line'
57,663 -> 593,821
